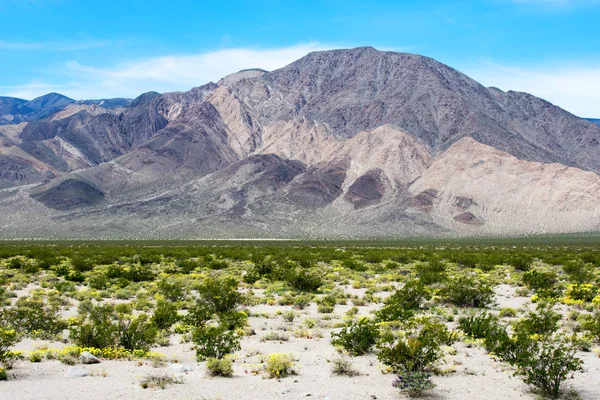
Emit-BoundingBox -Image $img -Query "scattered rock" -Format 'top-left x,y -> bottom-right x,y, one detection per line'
302,394 -> 313,397
169,363 -> 193,373
79,351 -> 101,364
65,367 -> 89,378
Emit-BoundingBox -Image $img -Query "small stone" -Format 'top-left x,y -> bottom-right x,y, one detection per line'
79,351 -> 101,364
65,367 -> 89,378
370,396 -> 377,399
169,363 -> 193,373
302,394 -> 313,397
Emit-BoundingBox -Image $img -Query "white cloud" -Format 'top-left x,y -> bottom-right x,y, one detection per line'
3,44 -> 599,118
465,61 -> 600,117
2,43 -> 331,100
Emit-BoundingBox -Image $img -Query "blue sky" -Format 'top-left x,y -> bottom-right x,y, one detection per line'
0,0 -> 599,116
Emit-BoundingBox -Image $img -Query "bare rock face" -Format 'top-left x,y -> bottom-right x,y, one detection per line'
344,169 -> 387,209
1,47 -> 600,238
30,178 -> 104,211
287,158 -> 349,208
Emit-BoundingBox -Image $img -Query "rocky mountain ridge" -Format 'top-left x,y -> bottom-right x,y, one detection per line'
0,47 -> 599,238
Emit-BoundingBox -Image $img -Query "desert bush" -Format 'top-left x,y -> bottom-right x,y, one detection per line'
0,328 -> 18,366
118,314 -> 158,351
522,270 -> 559,298
140,371 -> 182,389
192,324 -> 241,360
261,331 -> 290,342
287,267 -> 323,292
331,357 -> 360,376
579,311 -> 600,341
440,276 -> 494,308
377,318 -> 455,373
70,304 -> 157,351
376,280 -> 431,322
509,255 -> 533,271
264,353 -> 296,378
243,266 -> 261,284
415,259 -> 447,284
392,371 -> 435,398
152,299 -> 179,330
3,297 -> 65,336
331,317 -> 379,355
516,337 -> 583,398
281,310 -> 296,323
293,295 -> 312,309
206,357 -> 234,377
196,276 -> 242,314
565,283 -> 597,302
458,312 -> 500,339
157,276 -> 187,302
562,260 -> 595,284
498,307 -> 518,318
513,301 -> 561,337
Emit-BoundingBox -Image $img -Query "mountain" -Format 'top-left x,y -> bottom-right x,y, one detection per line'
0,93 -> 75,125
1,47 -> 600,238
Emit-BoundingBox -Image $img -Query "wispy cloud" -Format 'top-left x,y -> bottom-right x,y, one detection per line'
0,39 -> 109,51
466,61 -> 600,117
2,43 -> 332,100
505,0 -> 600,9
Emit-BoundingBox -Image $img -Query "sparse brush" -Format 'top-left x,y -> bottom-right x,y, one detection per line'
206,357 -> 234,377
140,371 -> 183,389
331,357 -> 360,376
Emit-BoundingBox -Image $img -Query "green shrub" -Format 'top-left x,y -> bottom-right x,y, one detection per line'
415,259 -> 447,284
118,314 -> 158,351
157,277 -> 187,302
522,270 -> 559,298
392,371 -> 435,397
562,260 -> 594,284
580,311 -> 600,342
192,325 -> 240,360
509,255 -> 533,271
0,328 -> 19,366
70,304 -> 157,351
498,307 -> 518,318
206,357 -> 234,377
377,318 -> 455,373
516,338 -> 583,398
565,283 -> 597,302
458,313 -> 499,339
440,276 -> 494,308
331,317 -> 379,355
196,276 -> 242,314
513,302 -> 561,337
287,267 -> 323,292
376,280 -> 431,322
152,299 -> 179,330
4,297 -> 65,336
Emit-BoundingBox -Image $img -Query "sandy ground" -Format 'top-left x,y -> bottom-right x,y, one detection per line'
3,288 -> 600,400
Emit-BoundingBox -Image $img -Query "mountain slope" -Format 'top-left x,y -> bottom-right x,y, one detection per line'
0,47 -> 600,238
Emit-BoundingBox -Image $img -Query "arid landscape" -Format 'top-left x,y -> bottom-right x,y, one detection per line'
1,240 -> 600,399
1,47 -> 600,238
2,1 -> 600,399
